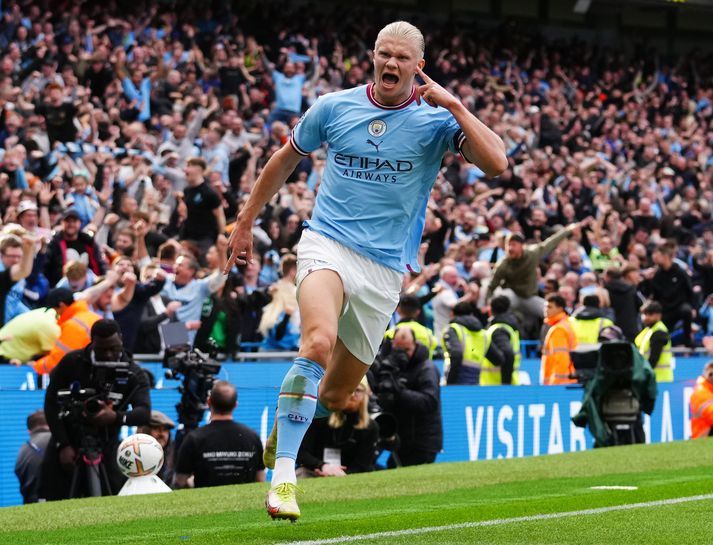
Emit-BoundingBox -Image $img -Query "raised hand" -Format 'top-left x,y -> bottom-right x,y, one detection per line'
224,225 -> 253,273
415,66 -> 457,110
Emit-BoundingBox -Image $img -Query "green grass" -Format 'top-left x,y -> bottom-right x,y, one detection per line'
4,440 -> 713,545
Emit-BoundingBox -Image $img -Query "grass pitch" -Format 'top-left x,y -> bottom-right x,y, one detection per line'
3,440 -> 713,545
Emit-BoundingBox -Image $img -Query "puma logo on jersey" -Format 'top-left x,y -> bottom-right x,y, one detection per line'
367,139 -> 382,153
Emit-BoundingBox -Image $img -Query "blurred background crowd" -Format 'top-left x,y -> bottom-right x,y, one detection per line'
0,0 -> 710,374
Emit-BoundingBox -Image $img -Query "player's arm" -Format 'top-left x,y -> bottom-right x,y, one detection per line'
416,67 -> 507,178
224,144 -> 303,272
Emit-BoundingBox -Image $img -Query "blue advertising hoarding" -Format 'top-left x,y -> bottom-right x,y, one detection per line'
0,376 -> 700,508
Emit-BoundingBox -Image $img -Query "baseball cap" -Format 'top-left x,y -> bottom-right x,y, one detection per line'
62,208 -> 81,220
149,410 -> 176,429
17,200 -> 38,216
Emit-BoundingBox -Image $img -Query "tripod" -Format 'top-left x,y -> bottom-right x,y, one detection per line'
68,433 -> 112,498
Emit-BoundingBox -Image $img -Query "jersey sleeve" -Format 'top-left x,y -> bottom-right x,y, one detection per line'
290,96 -> 328,156
439,115 -> 468,160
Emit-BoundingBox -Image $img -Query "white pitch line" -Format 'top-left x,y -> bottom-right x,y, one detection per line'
275,493 -> 713,545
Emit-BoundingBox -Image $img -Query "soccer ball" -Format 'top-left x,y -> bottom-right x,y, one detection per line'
117,433 -> 164,478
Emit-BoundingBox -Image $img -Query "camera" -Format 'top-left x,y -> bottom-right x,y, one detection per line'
57,360 -> 132,422
163,343 -> 222,442
55,360 -> 134,499
370,349 -> 409,410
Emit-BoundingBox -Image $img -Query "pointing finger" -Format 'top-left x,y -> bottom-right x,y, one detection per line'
416,66 -> 433,84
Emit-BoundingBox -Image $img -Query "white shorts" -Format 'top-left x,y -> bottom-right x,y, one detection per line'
296,229 -> 402,364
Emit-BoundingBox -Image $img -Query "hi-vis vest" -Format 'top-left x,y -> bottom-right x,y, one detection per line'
541,317 -> 577,385
635,321 -> 675,383
442,324 -> 488,380
690,377 -> 713,439
570,316 -> 614,347
481,322 -> 520,385
590,247 -> 620,272
385,320 -> 437,359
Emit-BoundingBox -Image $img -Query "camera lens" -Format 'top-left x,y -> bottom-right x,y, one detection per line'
85,398 -> 101,415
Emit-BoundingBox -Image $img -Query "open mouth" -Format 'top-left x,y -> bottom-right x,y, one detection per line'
382,73 -> 399,85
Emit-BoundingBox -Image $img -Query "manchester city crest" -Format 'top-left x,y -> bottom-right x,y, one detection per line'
368,119 -> 387,137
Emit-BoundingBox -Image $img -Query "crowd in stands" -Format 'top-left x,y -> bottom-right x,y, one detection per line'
0,0 -> 710,376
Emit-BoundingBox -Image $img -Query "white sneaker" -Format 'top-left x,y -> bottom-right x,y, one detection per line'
265,483 -> 302,522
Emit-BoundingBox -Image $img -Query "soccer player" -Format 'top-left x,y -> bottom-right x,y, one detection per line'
224,21 -> 507,521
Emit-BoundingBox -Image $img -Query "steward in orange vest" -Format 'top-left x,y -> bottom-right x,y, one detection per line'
32,289 -> 101,375
541,294 -> 577,385
691,362 -> 713,439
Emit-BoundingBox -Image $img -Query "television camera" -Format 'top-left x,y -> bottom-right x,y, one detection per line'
56,360 -> 133,498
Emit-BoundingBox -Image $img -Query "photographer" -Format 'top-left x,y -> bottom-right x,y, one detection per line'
296,377 -> 379,477
369,328 -> 442,467
40,319 -> 150,501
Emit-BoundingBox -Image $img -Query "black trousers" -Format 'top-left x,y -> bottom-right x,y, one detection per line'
662,303 -> 693,346
39,439 -> 126,501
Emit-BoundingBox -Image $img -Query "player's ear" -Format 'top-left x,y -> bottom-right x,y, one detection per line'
417,59 -> 425,71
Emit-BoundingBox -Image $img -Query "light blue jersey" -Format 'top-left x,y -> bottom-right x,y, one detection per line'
291,83 -> 465,273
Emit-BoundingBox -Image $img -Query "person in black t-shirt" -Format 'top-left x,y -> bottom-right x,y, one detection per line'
174,381 -> 265,489
180,157 -> 226,254
35,83 -> 78,145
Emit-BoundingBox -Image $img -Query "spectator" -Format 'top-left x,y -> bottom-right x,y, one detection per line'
258,254 -> 300,351
194,271 -> 272,356
0,234 -> 36,326
603,266 -> 643,342
56,260 -> 96,293
137,411 -> 177,487
34,83 -> 77,144
112,255 -> 166,351
432,265 -> 477,341
174,381 -> 265,488
180,158 -> 226,254
0,306 -> 59,364
15,410 -> 50,504
486,222 -> 584,337
641,242 -> 695,347
160,239 -> 227,342
589,235 -> 622,273
133,263 -> 182,355
44,209 -> 106,288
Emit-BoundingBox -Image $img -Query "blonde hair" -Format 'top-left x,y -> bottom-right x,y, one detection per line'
258,279 -> 297,337
375,21 -> 425,58
328,377 -> 371,431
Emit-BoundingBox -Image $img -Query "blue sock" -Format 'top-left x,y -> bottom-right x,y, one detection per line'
275,357 -> 330,460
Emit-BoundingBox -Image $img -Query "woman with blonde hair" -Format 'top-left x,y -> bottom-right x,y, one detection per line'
296,376 -> 378,477
259,254 -> 301,350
